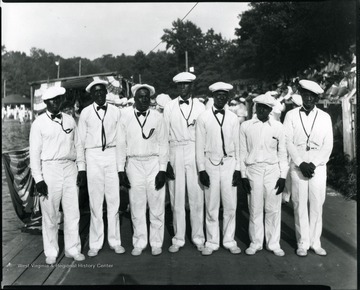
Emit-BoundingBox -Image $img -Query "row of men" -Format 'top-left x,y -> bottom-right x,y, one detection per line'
29,72 -> 333,265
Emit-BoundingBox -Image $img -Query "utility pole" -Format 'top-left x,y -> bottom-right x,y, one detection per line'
139,74 -> 142,84
185,51 -> 188,72
3,79 -> 6,98
79,59 -> 82,76
55,60 -> 60,78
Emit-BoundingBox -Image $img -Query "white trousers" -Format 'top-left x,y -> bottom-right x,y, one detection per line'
204,157 -> 238,250
41,160 -> 81,258
246,163 -> 282,251
290,162 -> 327,250
127,156 -> 165,249
168,142 -> 205,247
86,147 -> 121,250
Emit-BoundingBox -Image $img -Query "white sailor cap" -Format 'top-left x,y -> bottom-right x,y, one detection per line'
299,80 -> 324,94
42,86 -> 66,101
209,82 -> 233,93
239,97 -> 246,103
291,94 -> 303,107
230,99 -> 238,105
156,93 -> 171,108
173,72 -> 196,83
85,79 -> 108,93
119,97 -> 128,106
253,93 -> 276,107
131,84 -> 155,96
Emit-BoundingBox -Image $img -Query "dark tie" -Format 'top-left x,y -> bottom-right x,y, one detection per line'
51,113 -> 61,119
300,107 -> 311,116
179,100 -> 189,105
214,109 -> 225,115
137,111 -> 147,117
97,105 -> 107,111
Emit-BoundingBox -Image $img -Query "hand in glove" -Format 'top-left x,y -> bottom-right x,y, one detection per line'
232,170 -> 242,187
241,178 -> 251,194
118,171 -> 131,189
275,178 -> 286,195
76,171 -> 87,187
199,171 -> 210,187
36,180 -> 48,197
166,162 -> 175,180
155,171 -> 166,190
309,162 -> 316,172
299,162 -> 314,178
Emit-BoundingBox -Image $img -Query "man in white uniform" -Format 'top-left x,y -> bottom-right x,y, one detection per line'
240,94 -> 288,257
30,86 -> 86,265
118,84 -> 168,256
163,72 -> 205,253
196,82 -> 242,256
283,80 -> 333,257
78,79 -> 125,257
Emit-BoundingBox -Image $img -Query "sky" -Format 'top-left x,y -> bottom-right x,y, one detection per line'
1,2 -> 250,60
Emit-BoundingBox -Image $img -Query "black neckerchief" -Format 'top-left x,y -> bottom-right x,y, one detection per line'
299,108 -> 318,151
178,97 -> 195,127
134,109 -> 155,139
93,103 -> 108,151
212,107 -> 227,157
46,112 -> 73,134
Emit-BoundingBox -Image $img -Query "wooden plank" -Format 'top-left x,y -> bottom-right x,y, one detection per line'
2,234 -> 38,267
2,234 -> 44,286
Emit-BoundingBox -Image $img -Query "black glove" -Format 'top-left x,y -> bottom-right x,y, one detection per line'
232,170 -> 242,187
309,162 -> 316,171
299,162 -> 314,178
118,172 -> 131,189
241,178 -> 251,194
275,178 -> 286,195
166,162 -> 175,180
76,171 -> 87,187
199,170 -> 210,187
36,180 -> 48,197
155,171 -> 166,190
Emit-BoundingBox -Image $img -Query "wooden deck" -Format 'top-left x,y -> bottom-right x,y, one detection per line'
2,192 -> 357,288
2,211 -> 90,286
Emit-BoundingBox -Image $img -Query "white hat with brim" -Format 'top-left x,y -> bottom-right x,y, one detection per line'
119,97 -> 128,105
156,93 -> 171,108
42,86 -> 66,101
253,94 -> 276,107
173,72 -> 196,83
299,80 -> 324,94
291,94 -> 303,107
131,84 -> 155,97
209,82 -> 233,93
85,80 -> 108,93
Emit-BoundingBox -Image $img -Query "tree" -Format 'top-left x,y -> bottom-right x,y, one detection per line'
161,19 -> 204,71
234,1 -> 356,81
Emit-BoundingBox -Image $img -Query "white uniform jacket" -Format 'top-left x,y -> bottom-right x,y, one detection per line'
240,116 -> 288,178
30,111 -> 85,182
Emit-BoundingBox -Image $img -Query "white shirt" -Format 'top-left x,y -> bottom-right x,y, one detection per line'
78,102 -> 121,150
196,107 -> 240,172
29,111 -> 85,183
163,96 -> 205,144
240,116 -> 288,178
117,108 -> 169,171
283,106 -> 333,167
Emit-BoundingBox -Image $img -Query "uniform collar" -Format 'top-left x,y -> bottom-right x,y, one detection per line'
300,105 -> 318,115
178,96 -> 192,103
253,115 -> 273,126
